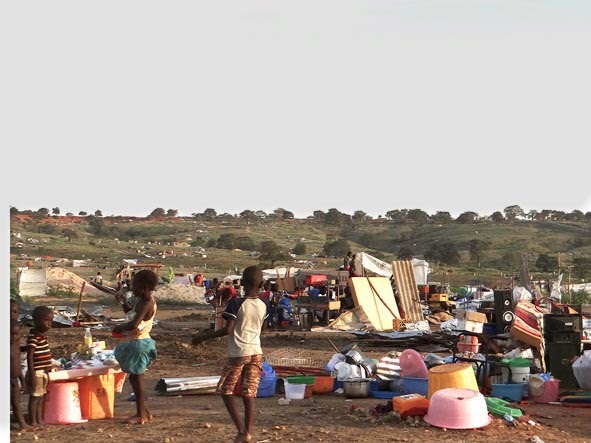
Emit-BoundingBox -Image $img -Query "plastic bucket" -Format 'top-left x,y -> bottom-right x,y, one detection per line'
529,378 -> 560,403
491,383 -> 527,402
427,363 -> 479,399
284,380 -> 306,400
502,366 -> 530,384
401,377 -> 428,396
44,382 -> 88,424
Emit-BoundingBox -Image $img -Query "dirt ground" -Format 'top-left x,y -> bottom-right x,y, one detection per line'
9,299 -> 591,443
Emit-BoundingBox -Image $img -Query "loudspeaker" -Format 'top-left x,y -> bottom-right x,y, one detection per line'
545,342 -> 581,388
494,289 -> 514,334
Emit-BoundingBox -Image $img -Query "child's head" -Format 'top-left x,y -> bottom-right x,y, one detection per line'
132,269 -> 159,297
10,319 -> 21,343
32,306 -> 54,333
242,266 -> 263,290
10,299 -> 19,321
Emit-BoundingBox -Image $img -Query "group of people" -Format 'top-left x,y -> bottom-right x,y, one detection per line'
11,264 -> 348,441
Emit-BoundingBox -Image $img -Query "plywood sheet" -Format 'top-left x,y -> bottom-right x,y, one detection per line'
391,260 -> 423,323
349,277 -> 401,331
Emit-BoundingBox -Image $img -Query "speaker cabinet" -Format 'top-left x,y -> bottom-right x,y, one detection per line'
545,342 -> 581,388
494,289 -> 514,334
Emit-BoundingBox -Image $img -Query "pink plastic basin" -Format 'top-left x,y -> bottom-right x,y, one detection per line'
424,388 -> 491,429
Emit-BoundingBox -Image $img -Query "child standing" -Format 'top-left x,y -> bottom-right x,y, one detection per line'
192,265 -> 270,443
11,319 -> 33,431
113,269 -> 158,425
26,305 -> 54,429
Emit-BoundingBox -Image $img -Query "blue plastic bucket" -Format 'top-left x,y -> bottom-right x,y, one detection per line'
491,383 -> 527,402
401,377 -> 428,396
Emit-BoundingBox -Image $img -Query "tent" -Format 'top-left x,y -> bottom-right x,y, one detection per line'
354,252 -> 431,285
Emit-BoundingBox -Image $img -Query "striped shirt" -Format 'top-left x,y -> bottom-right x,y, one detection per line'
27,328 -> 52,371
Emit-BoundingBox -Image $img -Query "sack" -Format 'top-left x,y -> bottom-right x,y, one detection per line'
572,350 -> 591,390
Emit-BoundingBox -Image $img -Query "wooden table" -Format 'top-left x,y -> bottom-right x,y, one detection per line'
295,296 -> 341,326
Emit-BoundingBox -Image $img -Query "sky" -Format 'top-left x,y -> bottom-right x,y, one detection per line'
2,1 -> 591,220
1,0 -> 591,434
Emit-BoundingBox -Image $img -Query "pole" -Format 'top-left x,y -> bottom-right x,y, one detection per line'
74,281 -> 85,326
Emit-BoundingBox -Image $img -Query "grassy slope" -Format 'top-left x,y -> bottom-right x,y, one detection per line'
9,214 -> 591,290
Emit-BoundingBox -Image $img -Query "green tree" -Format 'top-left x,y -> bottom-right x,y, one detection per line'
292,242 -> 306,255
203,208 -> 217,220
504,205 -> 524,222
407,209 -> 430,224
259,240 -> 288,266
87,215 -> 105,235
535,253 -> 553,272
236,236 -> 256,251
572,256 -> 591,280
431,211 -> 452,224
455,211 -> 479,223
468,239 -> 491,267
491,211 -> 505,223
62,228 -> 78,243
397,246 -> 415,260
322,239 -> 349,257
217,233 -> 238,250
385,209 -> 408,222
239,210 -> 257,224
148,208 -> 165,218
95,209 -> 103,217
52,207 -> 60,216
79,211 -> 87,216
312,210 -> 326,221
440,242 -> 461,265
166,209 -> 178,217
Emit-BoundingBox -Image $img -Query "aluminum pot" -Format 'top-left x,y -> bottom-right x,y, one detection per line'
360,357 -> 377,376
343,378 -> 371,398
345,350 -> 364,365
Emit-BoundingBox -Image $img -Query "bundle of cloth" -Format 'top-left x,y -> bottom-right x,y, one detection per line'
510,301 -> 549,371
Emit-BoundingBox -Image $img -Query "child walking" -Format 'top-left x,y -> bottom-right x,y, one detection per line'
11,318 -> 33,431
26,305 -> 54,429
192,265 -> 270,443
113,269 -> 158,425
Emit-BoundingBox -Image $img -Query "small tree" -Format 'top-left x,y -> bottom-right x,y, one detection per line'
293,242 -> 306,255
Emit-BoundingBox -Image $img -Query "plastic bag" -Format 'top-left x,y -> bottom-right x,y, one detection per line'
572,350 -> 591,390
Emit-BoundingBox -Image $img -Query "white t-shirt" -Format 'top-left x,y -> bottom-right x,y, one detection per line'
223,297 -> 270,358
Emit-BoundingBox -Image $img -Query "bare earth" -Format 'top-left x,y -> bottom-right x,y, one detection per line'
10,299 -> 591,443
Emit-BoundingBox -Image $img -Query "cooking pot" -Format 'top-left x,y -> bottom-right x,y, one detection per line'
360,357 -> 377,376
343,378 -> 371,398
345,349 -> 365,365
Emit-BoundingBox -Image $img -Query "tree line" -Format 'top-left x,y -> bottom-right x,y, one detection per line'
12,205 -> 591,223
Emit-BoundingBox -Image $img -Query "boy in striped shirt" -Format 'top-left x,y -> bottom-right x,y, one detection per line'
26,305 -> 54,429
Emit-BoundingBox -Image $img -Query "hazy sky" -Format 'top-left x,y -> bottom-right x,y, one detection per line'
3,1 -> 591,219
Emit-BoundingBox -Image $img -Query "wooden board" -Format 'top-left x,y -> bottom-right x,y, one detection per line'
349,277 -> 401,331
391,260 -> 423,323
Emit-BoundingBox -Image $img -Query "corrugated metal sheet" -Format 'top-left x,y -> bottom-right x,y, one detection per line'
17,268 -> 47,297
391,260 -> 423,323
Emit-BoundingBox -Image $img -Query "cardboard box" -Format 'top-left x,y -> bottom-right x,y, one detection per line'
457,319 -> 484,334
277,276 -> 297,292
456,309 -> 487,324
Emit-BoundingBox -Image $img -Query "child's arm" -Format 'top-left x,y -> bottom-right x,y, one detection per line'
26,345 -> 35,384
191,318 -> 234,346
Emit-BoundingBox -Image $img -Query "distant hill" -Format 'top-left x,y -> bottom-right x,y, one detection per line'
9,212 -> 591,290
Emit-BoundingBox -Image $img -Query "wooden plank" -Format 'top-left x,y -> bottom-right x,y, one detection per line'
349,277 -> 400,331
391,260 -> 423,322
